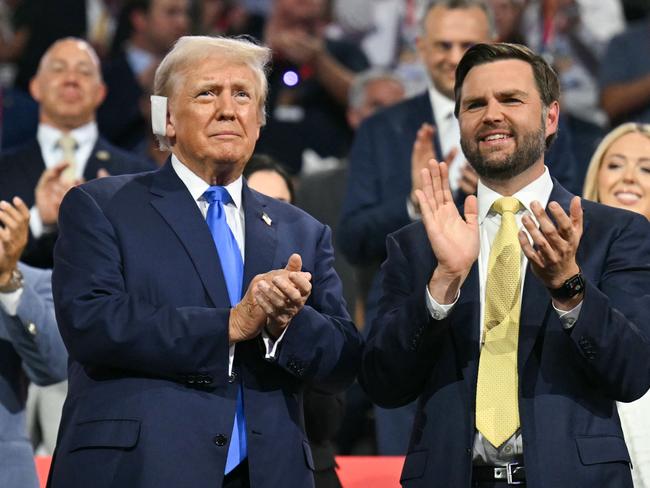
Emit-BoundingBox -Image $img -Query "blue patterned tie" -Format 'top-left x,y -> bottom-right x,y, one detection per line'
203,186 -> 246,474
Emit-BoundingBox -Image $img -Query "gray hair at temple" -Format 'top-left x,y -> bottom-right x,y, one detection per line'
348,69 -> 404,110
153,36 -> 271,150
418,0 -> 497,38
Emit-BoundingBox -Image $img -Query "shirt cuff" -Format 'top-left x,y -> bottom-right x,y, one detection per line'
29,205 -> 57,238
262,325 -> 289,360
406,198 -> 421,221
228,343 -> 235,376
425,285 -> 459,320
0,287 -> 24,316
553,300 -> 583,329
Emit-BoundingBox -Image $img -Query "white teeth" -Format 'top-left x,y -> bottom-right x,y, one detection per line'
484,134 -> 509,141
615,192 -> 641,203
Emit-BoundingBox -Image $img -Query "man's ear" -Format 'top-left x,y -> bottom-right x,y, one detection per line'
29,76 -> 42,102
166,109 -> 176,139
94,82 -> 108,108
415,35 -> 425,61
545,100 -> 560,140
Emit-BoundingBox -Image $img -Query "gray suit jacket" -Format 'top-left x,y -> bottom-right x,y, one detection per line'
0,263 -> 67,488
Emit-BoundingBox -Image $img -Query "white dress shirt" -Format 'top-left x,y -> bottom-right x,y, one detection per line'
31,122 -> 99,238
171,156 -> 284,376
427,83 -> 466,192
424,168 -> 582,465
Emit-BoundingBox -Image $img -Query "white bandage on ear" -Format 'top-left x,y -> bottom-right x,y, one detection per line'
150,95 -> 168,136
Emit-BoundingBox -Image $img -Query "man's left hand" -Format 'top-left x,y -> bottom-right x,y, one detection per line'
255,253 -> 312,339
519,196 -> 584,308
0,197 -> 30,285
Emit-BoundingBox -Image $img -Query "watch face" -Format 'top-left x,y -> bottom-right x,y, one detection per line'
551,272 -> 584,300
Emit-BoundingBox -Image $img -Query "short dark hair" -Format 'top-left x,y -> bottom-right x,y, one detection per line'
244,154 -> 295,204
454,43 -> 560,147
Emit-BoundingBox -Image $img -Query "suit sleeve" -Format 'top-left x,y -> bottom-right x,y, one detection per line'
52,186 -> 232,385
274,224 -> 363,393
359,231 -> 449,408
566,212 -> 650,402
338,119 -> 412,265
1,264 -> 67,385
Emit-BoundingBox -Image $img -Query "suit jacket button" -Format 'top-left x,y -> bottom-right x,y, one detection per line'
228,373 -> 237,383
214,434 -> 228,446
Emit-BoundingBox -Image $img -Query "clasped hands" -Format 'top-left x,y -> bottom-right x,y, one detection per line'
416,159 -> 583,309
229,253 -> 312,343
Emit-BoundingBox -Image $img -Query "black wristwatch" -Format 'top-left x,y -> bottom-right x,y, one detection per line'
548,271 -> 585,300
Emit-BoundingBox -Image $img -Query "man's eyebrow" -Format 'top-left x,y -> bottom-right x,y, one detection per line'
461,95 -> 484,106
496,89 -> 529,99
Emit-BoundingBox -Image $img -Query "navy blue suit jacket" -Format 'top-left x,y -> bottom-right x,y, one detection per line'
0,136 -> 153,268
339,92 -> 578,267
360,182 -> 650,487
48,162 -> 361,488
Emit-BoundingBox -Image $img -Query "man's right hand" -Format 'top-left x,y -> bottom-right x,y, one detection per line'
35,162 -> 80,226
415,160 -> 479,304
0,196 -> 30,286
228,258 -> 312,343
410,123 -> 458,213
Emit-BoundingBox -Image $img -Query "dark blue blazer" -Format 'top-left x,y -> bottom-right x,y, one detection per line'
48,162 -> 361,488
0,136 -> 153,268
360,182 -> 650,488
339,92 -> 578,267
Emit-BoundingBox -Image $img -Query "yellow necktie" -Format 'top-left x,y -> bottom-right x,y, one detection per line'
59,134 -> 77,182
476,196 -> 523,448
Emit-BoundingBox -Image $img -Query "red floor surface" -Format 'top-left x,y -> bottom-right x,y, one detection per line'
36,455 -> 405,487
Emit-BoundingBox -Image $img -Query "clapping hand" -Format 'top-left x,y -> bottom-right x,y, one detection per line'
228,254 -> 312,343
0,197 -> 30,286
410,123 -> 458,213
415,160 -> 479,304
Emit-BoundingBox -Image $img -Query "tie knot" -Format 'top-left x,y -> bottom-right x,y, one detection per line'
58,134 -> 77,152
203,186 -> 233,206
492,197 -> 521,216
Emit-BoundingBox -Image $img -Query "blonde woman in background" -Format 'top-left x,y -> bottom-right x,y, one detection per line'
583,122 -> 650,488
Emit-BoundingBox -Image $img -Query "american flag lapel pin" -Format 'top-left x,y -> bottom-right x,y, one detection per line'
262,212 -> 272,226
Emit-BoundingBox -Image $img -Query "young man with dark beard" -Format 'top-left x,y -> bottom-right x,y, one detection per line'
360,43 -> 650,487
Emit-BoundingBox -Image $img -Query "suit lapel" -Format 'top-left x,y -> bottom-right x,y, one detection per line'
149,162 -> 230,307
83,138 -> 112,180
242,185 -> 277,291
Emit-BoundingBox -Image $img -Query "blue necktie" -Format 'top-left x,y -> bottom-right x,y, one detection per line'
203,186 -> 246,474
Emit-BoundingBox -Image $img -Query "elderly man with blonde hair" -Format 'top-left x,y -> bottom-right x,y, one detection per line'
47,36 -> 361,488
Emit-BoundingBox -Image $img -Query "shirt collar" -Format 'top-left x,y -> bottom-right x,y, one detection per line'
171,154 -> 243,208
37,121 -> 98,150
477,166 -> 554,225
427,82 -> 456,120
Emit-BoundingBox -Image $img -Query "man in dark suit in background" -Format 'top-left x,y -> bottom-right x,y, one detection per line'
48,35 -> 361,488
98,0 -> 190,149
361,43 -> 650,487
0,37 -> 152,270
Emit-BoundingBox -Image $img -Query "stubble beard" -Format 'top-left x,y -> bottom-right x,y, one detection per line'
461,121 -> 547,182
